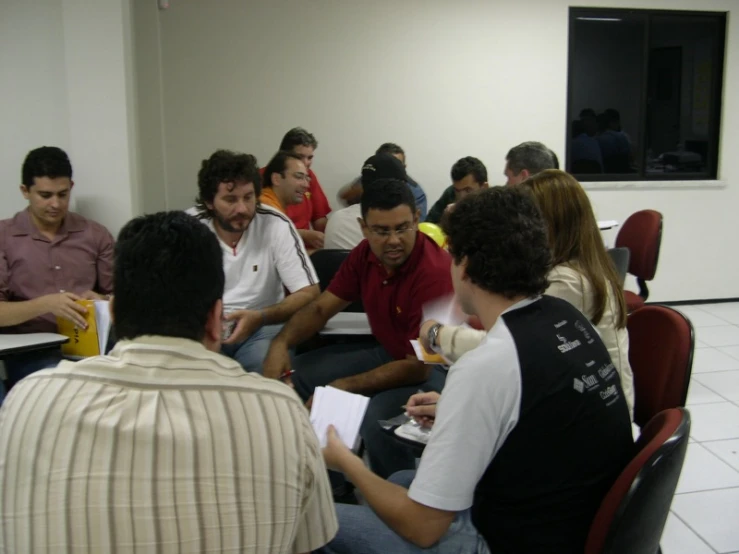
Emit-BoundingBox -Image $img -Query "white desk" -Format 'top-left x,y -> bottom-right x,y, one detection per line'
320,312 -> 372,336
598,220 -> 619,231
0,333 -> 69,357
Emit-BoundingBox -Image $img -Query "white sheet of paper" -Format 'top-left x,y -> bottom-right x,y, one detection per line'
410,340 -> 451,366
94,300 -> 111,354
310,386 -> 370,450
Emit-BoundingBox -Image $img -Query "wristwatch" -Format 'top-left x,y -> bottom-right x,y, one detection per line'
426,323 -> 443,352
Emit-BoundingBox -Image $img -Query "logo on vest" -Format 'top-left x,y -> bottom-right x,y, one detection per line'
554,320 -> 568,329
581,373 -> 598,388
600,384 -> 619,401
573,377 -> 585,393
575,320 -> 595,344
556,334 -> 582,353
598,363 -> 615,380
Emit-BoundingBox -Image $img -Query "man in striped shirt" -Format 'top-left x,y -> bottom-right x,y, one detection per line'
0,211 -> 337,553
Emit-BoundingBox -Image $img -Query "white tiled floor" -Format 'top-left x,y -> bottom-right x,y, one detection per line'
661,302 -> 739,553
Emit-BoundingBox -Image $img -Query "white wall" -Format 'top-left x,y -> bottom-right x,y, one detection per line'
0,0 -> 70,215
134,0 -> 738,302
0,0 -> 139,235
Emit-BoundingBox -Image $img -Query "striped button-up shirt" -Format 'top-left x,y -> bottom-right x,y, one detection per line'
0,336 -> 337,553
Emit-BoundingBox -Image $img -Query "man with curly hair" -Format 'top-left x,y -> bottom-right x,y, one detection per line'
192,149 -> 319,373
318,186 -> 633,554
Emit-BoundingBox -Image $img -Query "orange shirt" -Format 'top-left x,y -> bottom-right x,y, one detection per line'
259,188 -> 285,213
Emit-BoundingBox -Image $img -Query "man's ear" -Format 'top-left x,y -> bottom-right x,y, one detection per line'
520,169 -> 531,181
482,181 -> 489,189
271,171 -> 281,188
204,299 -> 223,350
20,184 -> 30,200
359,217 -> 372,240
459,256 -> 471,282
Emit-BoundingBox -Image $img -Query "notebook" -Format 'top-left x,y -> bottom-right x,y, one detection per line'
57,299 -> 111,357
310,386 -> 370,451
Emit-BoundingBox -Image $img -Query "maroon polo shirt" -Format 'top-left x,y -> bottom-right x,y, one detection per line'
0,210 -> 114,334
328,232 -> 453,360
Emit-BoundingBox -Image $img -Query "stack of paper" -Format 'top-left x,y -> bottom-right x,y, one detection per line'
310,386 -> 370,450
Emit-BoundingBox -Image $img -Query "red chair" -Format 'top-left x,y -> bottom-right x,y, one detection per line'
585,407 -> 691,554
627,305 -> 695,429
615,210 -> 663,312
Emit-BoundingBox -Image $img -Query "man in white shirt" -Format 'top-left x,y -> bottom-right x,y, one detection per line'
0,210 -> 337,553
324,153 -> 408,250
317,187 -> 632,554
192,149 -> 320,373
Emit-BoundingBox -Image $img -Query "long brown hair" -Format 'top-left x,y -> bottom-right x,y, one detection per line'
518,169 -> 627,328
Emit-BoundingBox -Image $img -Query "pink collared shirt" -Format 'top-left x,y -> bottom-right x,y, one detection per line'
0,210 -> 114,333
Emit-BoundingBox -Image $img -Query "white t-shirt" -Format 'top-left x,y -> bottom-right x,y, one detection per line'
324,204 -> 364,250
409,295 -> 633,553
195,206 -> 318,311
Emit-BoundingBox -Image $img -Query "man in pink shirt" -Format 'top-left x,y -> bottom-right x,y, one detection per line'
0,146 -> 114,396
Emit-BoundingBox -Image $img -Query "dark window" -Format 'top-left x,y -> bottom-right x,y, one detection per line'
566,8 -> 726,180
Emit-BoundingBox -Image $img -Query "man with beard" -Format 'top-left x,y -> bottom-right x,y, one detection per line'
192,149 -> 319,373
263,178 -> 453,479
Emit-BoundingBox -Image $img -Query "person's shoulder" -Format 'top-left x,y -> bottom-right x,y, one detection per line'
344,238 -> 370,259
450,323 -> 520,382
256,204 -> 296,231
419,235 -> 451,266
308,168 -> 326,190
0,214 -> 15,236
549,263 -> 589,285
72,212 -> 113,236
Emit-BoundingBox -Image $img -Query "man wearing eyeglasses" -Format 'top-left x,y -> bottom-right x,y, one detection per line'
264,161 -> 453,479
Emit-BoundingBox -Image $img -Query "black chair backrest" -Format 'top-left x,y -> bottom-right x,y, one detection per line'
309,249 -> 364,313
589,408 -> 691,554
607,247 -> 630,286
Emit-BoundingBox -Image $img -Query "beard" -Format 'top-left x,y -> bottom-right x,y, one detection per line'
214,211 -> 252,233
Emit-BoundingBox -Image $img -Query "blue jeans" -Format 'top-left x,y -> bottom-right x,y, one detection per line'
4,347 -> 63,389
221,323 -> 284,374
292,343 -> 447,478
317,470 -> 490,554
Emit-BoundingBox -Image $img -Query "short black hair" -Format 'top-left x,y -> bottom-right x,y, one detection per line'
442,186 -> 551,298
195,150 -> 261,216
113,211 -> 225,341
262,151 -> 304,189
376,143 -> 405,157
279,127 -> 318,151
360,178 -> 416,220
22,146 -> 73,188
505,142 -> 558,176
451,156 -> 487,184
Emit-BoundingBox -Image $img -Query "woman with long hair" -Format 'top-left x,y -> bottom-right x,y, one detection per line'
421,169 -> 634,417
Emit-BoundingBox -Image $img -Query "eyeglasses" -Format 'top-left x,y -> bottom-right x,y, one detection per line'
368,225 -> 415,239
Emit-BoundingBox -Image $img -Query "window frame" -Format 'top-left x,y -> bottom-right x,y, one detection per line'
566,7 -> 727,182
